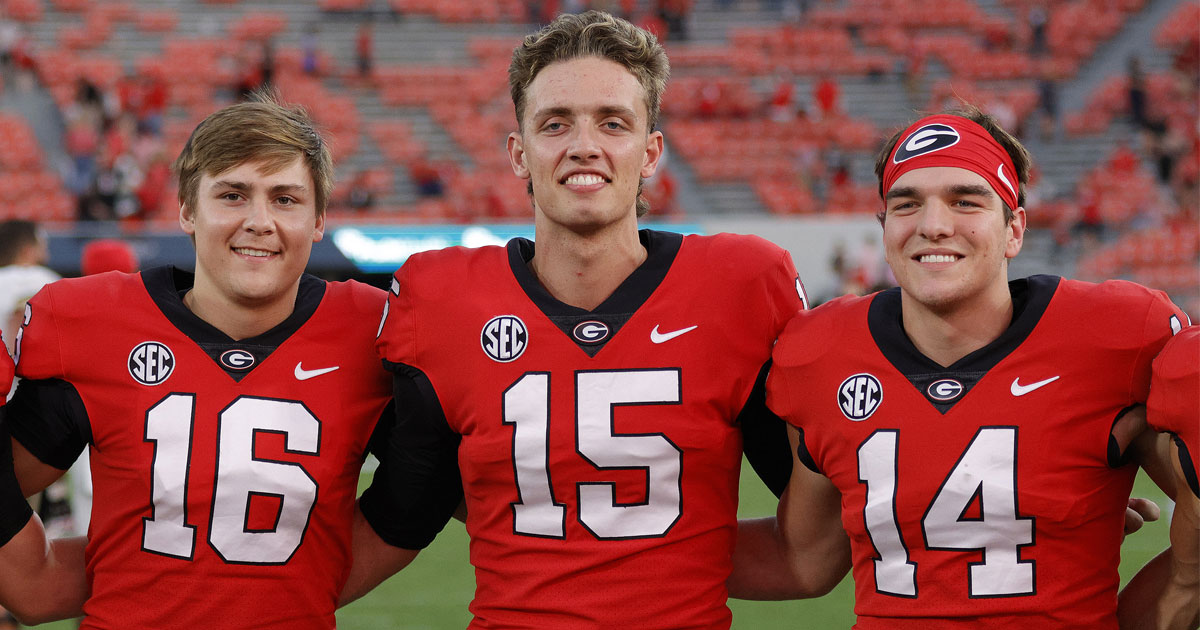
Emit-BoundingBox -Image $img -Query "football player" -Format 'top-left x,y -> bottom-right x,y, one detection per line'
1119,325 -> 1199,630
0,95 -> 401,628
340,11 -> 832,628
734,107 -> 1188,628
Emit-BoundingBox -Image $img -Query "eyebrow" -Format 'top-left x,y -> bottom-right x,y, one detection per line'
532,105 -> 638,121
885,183 -> 995,201
210,181 -> 310,196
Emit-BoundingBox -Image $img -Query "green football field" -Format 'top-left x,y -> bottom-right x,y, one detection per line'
30,464 -> 1171,629
336,464 -> 1172,630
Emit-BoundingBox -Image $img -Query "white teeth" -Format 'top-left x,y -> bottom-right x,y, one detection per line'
919,254 -> 957,263
233,248 -> 273,257
565,173 -> 605,186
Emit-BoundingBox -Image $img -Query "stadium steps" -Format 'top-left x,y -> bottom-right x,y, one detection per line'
1020,0 -> 1179,202
701,183 -> 765,216
1058,0 -> 1179,113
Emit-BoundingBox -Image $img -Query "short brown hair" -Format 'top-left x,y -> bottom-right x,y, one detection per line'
509,11 -> 670,132
508,11 -> 669,217
174,91 -> 333,217
873,104 -> 1032,224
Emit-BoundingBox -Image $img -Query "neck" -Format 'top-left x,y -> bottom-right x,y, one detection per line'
529,216 -> 645,311
900,282 -> 1013,368
184,275 -> 298,341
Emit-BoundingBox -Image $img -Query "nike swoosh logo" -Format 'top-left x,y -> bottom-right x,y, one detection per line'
1010,376 -> 1059,396
295,363 -> 340,381
650,325 -> 698,344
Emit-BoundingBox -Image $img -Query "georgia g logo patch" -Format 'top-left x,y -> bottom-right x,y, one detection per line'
129,341 -> 175,386
838,373 -> 882,421
572,320 -> 609,345
893,123 -> 960,163
482,315 -> 527,363
926,378 -> 964,402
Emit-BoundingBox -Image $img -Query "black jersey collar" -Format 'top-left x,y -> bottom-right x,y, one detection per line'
507,229 -> 682,356
142,265 -> 326,380
868,274 -> 1060,413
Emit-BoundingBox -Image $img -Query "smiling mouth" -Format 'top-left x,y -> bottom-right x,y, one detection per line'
233,247 -> 277,258
917,254 -> 960,263
561,173 -> 609,186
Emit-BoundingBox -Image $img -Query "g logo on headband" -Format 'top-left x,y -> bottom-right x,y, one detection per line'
893,123 -> 960,163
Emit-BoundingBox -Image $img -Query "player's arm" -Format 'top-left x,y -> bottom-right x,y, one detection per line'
728,425 -> 850,600
1119,437 -> 1200,630
340,364 -> 464,605
0,415 -> 87,624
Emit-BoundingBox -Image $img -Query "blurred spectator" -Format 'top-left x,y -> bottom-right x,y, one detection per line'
1028,5 -> 1047,56
410,157 -> 447,197
767,72 -> 796,122
356,22 -> 374,78
1127,56 -> 1148,129
135,152 -> 172,219
1108,140 -> 1140,174
897,48 -> 925,104
303,24 -> 320,76
1036,70 -> 1058,140
642,166 -> 679,216
813,75 -> 840,119
656,0 -> 691,41
348,170 -> 376,211
1072,188 -> 1105,251
0,219 -> 59,352
0,17 -> 17,68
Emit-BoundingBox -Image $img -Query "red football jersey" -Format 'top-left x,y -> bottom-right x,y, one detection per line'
1148,325 -> 1199,497
768,276 -> 1184,630
376,230 -> 804,629
12,267 -> 390,629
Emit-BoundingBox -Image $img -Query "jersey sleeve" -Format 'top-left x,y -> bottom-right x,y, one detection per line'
1148,326 -> 1199,498
737,245 -> 807,497
762,244 -> 807,330
363,263 -> 464,549
8,286 -> 91,469
1128,287 -> 1189,402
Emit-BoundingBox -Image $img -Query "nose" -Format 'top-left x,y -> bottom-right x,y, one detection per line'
243,196 -> 276,234
916,199 -> 954,240
567,124 -> 601,162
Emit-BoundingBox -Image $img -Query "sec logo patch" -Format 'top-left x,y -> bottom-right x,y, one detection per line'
482,315 -> 527,363
838,373 -> 882,421
129,341 -> 175,386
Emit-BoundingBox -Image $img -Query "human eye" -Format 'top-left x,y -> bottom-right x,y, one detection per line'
220,191 -> 243,202
541,120 -> 566,133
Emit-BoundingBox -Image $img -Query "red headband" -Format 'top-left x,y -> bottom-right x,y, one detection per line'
882,115 -> 1019,211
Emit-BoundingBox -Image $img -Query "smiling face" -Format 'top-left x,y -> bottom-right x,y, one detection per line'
883,166 -> 1025,314
507,56 -> 663,235
180,156 -> 323,315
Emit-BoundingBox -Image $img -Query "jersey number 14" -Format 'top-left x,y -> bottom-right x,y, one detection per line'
859,426 -> 1035,598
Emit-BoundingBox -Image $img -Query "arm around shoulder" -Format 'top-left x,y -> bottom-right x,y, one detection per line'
728,426 -> 850,600
1119,440 -> 1200,630
339,503 -> 420,606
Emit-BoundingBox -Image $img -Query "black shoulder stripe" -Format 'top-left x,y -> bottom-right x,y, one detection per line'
6,378 -> 91,470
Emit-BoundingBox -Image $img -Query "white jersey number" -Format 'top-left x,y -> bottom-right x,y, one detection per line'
858,427 -> 1034,598
142,394 -> 320,565
504,370 -> 683,540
